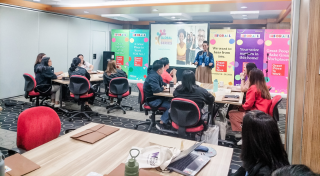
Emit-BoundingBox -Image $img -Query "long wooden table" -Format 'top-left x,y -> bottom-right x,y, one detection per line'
23,123 -> 233,176
154,84 -> 244,106
52,73 -> 103,108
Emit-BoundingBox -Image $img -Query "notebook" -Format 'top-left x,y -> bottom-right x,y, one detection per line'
4,154 -> 40,176
71,124 -> 119,144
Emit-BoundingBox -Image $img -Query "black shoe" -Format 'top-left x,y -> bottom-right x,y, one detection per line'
84,105 -> 92,111
156,123 -> 170,130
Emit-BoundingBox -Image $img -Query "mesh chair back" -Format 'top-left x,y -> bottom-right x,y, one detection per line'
109,77 -> 129,95
170,98 -> 201,127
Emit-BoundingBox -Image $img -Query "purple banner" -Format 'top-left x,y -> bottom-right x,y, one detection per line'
234,29 -> 265,86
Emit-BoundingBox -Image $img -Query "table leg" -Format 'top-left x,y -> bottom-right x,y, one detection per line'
60,84 -> 63,108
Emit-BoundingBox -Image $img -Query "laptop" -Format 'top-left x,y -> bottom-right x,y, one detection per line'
167,141 -> 211,176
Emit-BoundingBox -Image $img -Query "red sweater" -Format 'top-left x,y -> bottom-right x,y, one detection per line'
242,85 -> 272,114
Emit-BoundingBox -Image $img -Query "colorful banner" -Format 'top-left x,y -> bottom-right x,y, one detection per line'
111,29 -> 130,74
234,29 -> 265,86
264,29 -> 290,94
129,30 -> 150,81
209,29 -> 236,86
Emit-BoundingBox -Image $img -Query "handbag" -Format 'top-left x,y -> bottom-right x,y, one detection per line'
196,125 -> 219,145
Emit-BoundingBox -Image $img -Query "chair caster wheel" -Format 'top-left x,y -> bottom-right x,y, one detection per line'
107,111 -> 110,114
69,118 -> 73,122
134,125 -> 138,129
130,107 -> 133,110
96,113 -> 99,116
123,111 -> 126,114
88,118 -> 92,121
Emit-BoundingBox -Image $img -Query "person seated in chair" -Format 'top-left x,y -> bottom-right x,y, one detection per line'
160,57 -> 177,85
35,57 -> 63,107
78,54 -> 94,73
229,68 -> 272,145
173,70 -> 214,115
103,60 -> 127,105
144,60 -> 170,129
233,110 -> 289,176
34,53 -> 63,76
68,57 -> 96,111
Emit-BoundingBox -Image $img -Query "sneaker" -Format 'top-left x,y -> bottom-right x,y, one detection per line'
84,105 -> 92,111
156,123 -> 170,130
237,139 -> 242,146
54,102 -> 65,108
235,132 -> 242,138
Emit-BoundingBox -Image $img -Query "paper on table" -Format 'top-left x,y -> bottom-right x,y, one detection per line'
149,136 -> 182,149
218,88 -> 232,94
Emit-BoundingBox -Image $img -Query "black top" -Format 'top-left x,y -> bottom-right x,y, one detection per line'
173,85 -> 214,109
68,66 -> 90,80
34,64 -> 40,73
35,66 -> 57,85
103,69 -> 127,86
143,70 -> 164,99
233,164 -> 273,176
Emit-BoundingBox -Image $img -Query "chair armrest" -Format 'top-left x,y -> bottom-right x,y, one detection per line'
35,84 -> 52,94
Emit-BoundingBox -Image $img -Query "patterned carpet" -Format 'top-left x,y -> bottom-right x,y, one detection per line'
0,85 -> 287,175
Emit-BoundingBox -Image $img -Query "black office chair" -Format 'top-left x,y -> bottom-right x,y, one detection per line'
106,77 -> 132,114
68,75 -> 98,122
23,73 -> 52,106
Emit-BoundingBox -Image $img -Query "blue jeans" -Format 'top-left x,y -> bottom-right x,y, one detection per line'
148,99 -> 171,124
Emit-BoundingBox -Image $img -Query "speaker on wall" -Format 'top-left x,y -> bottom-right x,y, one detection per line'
103,51 -> 115,71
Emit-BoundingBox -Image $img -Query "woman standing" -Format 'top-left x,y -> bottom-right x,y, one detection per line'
177,29 -> 187,65
35,57 -> 63,107
233,110 -> 289,176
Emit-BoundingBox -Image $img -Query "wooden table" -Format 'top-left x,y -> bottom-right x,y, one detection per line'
154,84 -> 244,106
52,73 -> 103,108
23,123 -> 233,176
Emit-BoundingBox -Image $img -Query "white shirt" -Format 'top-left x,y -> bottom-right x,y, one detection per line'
80,61 -> 92,70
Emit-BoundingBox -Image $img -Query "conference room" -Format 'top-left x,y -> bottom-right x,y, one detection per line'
0,0 -> 319,175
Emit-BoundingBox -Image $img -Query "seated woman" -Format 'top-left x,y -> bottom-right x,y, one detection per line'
229,68 -> 272,145
35,57 -> 63,107
78,54 -> 94,72
173,70 -> 214,125
68,57 -> 96,110
103,60 -> 127,105
233,110 -> 289,176
240,63 -> 257,93
34,53 -> 63,76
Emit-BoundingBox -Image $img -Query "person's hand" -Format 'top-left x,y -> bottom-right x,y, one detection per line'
58,71 -> 63,75
57,76 -> 62,80
209,63 -> 213,67
171,69 -> 177,75
240,72 -> 246,80
88,70 -> 92,73
194,61 -> 198,65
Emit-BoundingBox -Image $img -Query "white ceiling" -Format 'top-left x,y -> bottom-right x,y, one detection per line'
25,0 -> 291,22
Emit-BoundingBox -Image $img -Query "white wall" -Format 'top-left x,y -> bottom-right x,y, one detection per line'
0,6 -> 122,99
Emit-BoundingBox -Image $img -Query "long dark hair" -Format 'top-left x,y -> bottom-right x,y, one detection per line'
34,53 -> 46,66
249,68 -> 271,100
272,165 -> 319,176
241,110 -> 289,172
69,57 -> 81,72
246,62 -> 257,76
176,70 -> 196,93
77,54 -> 85,64
36,57 -> 50,73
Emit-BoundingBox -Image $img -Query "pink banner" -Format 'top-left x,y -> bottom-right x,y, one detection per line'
263,29 -> 290,94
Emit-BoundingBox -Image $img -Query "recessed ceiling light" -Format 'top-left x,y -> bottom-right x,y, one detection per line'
230,11 -> 259,14
84,11 -> 89,13
153,9 -> 158,12
242,15 -> 247,16
171,17 -> 176,19
241,6 -> 247,9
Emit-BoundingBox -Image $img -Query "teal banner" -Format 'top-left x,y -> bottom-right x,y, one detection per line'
128,30 -> 150,81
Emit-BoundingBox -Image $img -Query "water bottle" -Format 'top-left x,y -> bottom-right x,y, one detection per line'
213,79 -> 219,92
169,81 -> 174,94
0,151 -> 5,176
125,149 -> 140,176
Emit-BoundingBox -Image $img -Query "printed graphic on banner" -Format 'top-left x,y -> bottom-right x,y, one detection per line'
116,56 -> 124,65
129,29 -> 149,81
111,29 -> 130,74
264,29 -> 290,94
234,29 -> 265,86
150,23 -> 209,68
210,29 -> 236,86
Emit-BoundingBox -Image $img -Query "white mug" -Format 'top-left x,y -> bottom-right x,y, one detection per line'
219,81 -> 224,87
